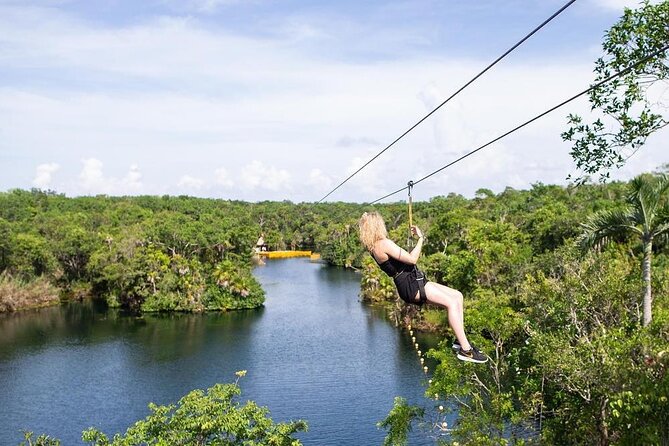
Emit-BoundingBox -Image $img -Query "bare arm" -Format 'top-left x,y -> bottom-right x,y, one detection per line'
377,226 -> 424,265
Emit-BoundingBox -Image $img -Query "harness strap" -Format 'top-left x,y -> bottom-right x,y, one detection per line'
414,266 -> 427,304
406,181 -> 426,304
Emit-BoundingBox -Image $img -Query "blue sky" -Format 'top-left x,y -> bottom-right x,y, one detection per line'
2,0 -> 667,202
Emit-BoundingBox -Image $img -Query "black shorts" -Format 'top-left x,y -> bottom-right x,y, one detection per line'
393,267 -> 427,306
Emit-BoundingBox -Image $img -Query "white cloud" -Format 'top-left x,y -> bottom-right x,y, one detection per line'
240,161 -> 291,191
1,3 -> 668,202
214,167 -> 234,188
75,158 -> 145,195
335,136 -> 379,148
307,168 -> 333,191
32,162 -> 60,189
344,153 -> 388,199
79,158 -> 105,193
191,0 -> 234,13
163,0 -> 244,14
123,164 -> 143,193
177,175 -> 205,190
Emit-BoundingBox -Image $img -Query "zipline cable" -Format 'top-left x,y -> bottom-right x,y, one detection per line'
369,42 -> 669,204
316,0 -> 578,203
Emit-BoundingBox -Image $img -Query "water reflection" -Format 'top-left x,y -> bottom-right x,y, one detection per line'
0,259 -> 437,446
0,302 -> 266,364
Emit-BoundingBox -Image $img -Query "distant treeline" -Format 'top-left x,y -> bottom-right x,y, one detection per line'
0,190 -> 373,312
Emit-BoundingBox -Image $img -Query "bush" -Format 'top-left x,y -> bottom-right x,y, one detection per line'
25,373 -> 308,446
0,273 -> 60,313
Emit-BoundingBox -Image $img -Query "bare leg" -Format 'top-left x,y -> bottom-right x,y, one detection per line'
423,282 -> 472,351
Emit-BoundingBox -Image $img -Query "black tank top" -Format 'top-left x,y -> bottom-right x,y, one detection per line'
375,255 -> 413,278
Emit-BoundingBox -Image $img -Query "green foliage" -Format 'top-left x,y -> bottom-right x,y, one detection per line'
607,333 -> 669,445
359,256 -> 397,303
414,241 -> 669,445
0,217 -> 12,271
139,253 -> 207,312
424,208 -> 472,255
421,252 -> 477,295
204,260 -> 265,310
9,232 -> 60,280
81,382 -> 307,446
19,431 -> 61,446
426,291 -> 528,445
3,162 -> 669,443
377,397 -> 424,446
26,375 -> 307,446
521,245 -> 666,444
35,212 -> 96,283
580,173 -> 669,325
0,192 -> 375,313
422,307 -> 447,330
562,0 -> 669,183
463,219 -> 531,291
521,200 -> 577,253
372,175 -> 669,444
320,222 -> 364,268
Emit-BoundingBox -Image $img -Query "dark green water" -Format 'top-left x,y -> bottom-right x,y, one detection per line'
0,258 -> 443,445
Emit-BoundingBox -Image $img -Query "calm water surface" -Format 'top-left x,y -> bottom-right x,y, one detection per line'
0,258 -> 443,445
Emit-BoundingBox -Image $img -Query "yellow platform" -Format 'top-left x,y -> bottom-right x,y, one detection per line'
257,250 -> 313,259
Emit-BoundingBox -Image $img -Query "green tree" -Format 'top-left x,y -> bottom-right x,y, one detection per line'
10,232 -> 59,280
37,213 -> 97,283
521,244 -> 667,445
464,219 -> 531,291
320,222 -> 364,268
25,374 -> 307,446
580,174 -> 669,326
0,218 -> 12,271
19,431 -> 61,446
377,397 -> 424,446
81,380 -> 307,445
562,0 -> 669,183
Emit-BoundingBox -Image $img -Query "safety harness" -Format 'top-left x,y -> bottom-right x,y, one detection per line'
407,181 -> 427,305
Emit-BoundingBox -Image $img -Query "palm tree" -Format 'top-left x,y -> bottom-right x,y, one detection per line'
580,173 -> 669,326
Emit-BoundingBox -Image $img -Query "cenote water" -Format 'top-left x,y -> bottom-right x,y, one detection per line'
0,258 -> 445,445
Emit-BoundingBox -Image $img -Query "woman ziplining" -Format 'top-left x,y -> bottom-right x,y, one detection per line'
358,210 -> 488,364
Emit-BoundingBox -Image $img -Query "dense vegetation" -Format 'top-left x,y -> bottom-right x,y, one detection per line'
5,172 -> 668,444
362,175 -> 669,445
562,1 -> 669,184
21,372 -> 307,446
5,1 -> 668,444
0,191 -> 371,313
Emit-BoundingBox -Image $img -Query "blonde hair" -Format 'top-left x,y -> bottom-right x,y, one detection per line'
358,211 -> 388,251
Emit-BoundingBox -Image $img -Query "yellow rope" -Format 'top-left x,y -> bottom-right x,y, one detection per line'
407,181 -> 414,248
